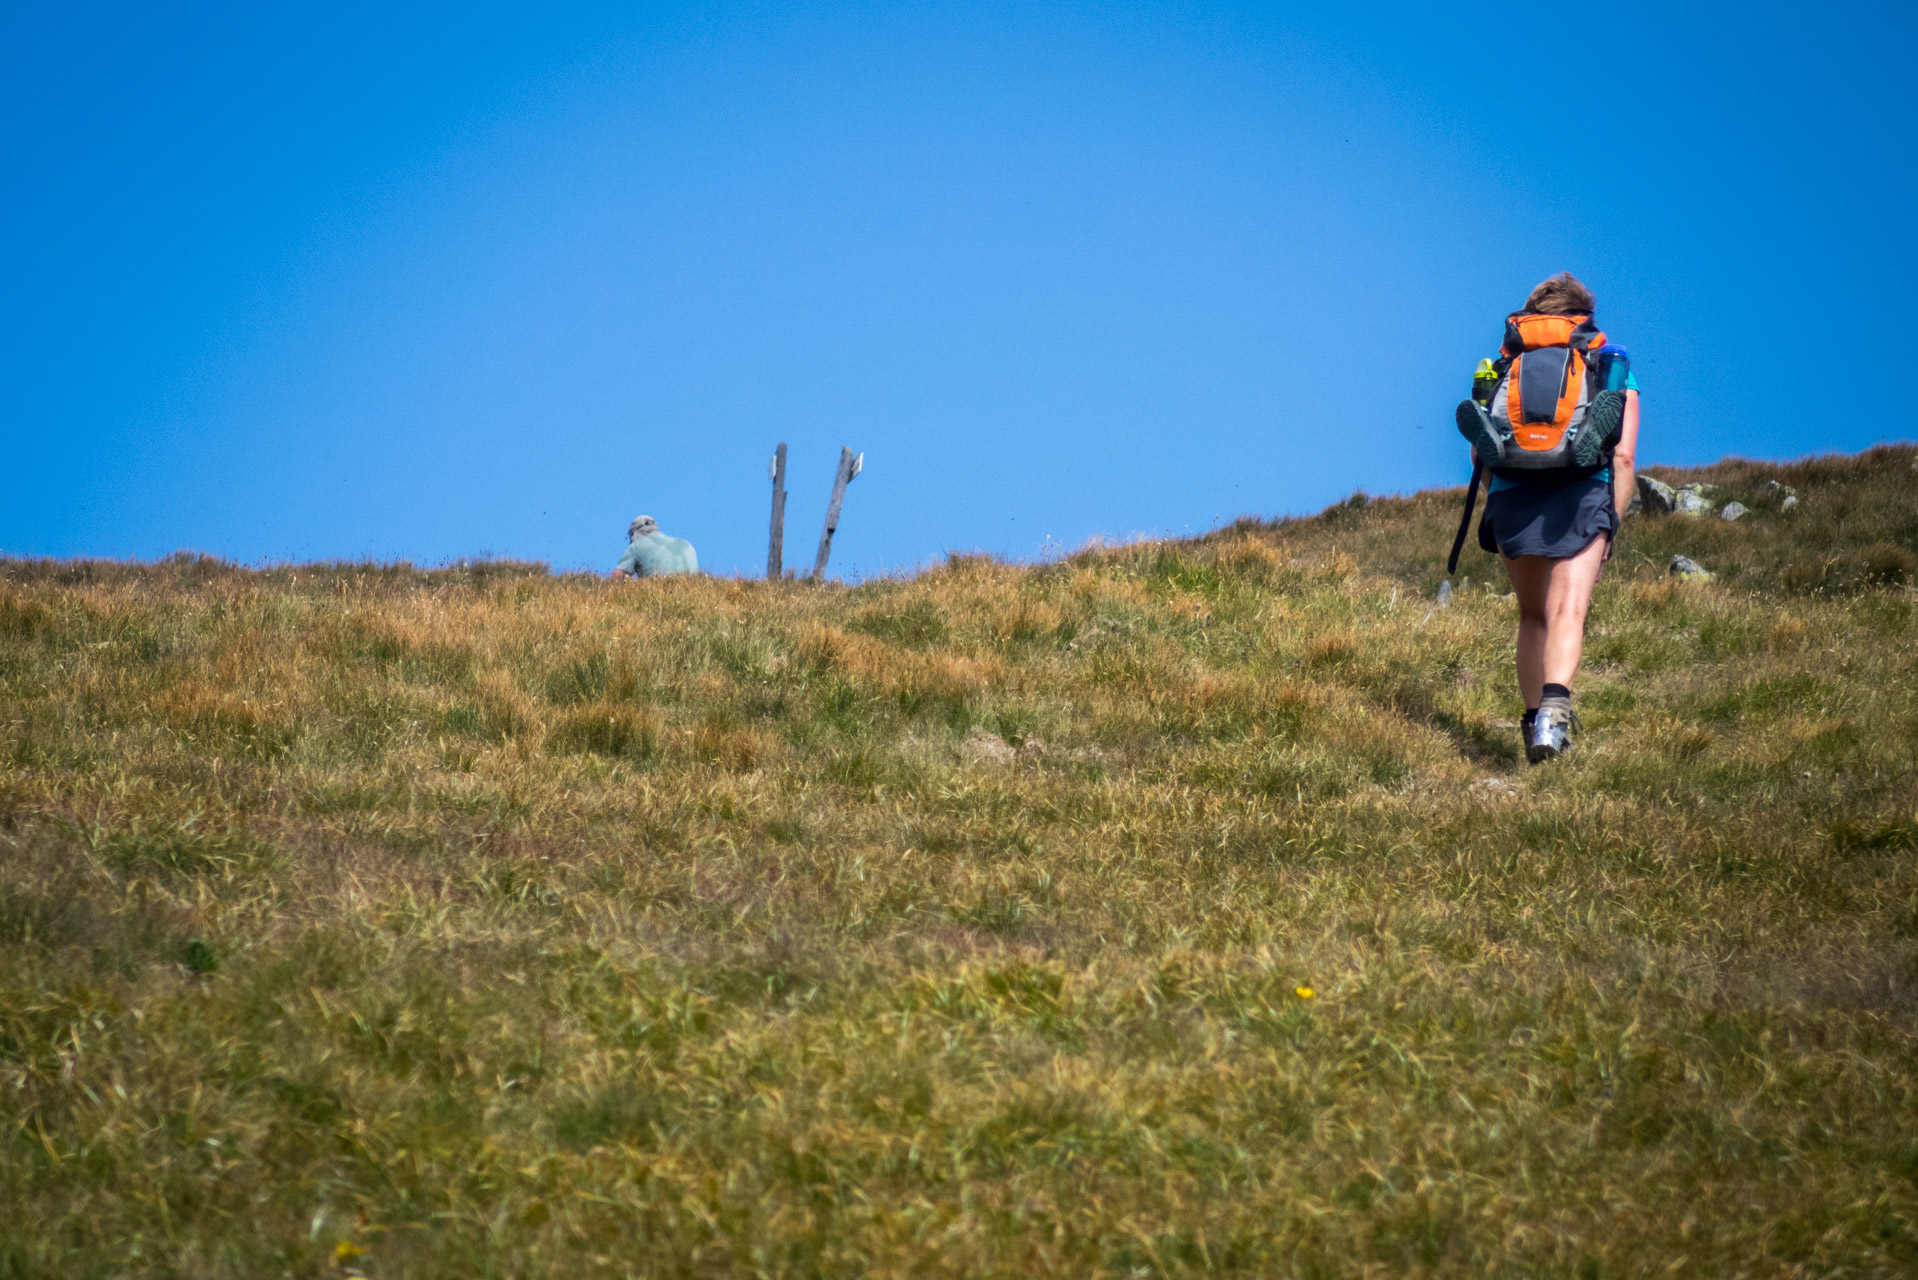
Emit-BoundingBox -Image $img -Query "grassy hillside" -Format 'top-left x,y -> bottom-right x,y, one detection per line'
3,446 -> 1916,1278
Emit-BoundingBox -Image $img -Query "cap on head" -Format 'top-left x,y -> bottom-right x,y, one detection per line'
629,515 -> 659,539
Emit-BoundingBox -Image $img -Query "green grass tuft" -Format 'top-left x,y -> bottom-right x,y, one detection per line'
1,445 -> 1915,1276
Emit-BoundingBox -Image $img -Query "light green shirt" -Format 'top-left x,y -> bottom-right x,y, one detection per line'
615,532 -> 699,577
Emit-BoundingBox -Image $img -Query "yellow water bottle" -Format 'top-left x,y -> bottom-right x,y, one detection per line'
1472,358 -> 1499,406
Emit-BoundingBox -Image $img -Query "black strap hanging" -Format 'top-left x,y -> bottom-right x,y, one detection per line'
1447,465 -> 1483,576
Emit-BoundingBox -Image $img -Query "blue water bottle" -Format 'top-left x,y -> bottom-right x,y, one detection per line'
1592,344 -> 1630,391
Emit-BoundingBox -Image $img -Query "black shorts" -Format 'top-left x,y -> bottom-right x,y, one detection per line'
1478,474 -> 1618,559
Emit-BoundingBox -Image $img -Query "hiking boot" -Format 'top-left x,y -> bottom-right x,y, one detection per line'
1455,400 -> 1506,466
1526,695 -> 1578,764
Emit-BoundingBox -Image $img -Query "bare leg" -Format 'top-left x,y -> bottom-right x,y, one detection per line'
1541,537 -> 1609,686
1502,535 -> 1609,706
1504,554 -> 1552,708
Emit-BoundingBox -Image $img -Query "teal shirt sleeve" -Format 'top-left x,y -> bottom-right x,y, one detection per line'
614,542 -> 645,575
1625,371 -> 1639,391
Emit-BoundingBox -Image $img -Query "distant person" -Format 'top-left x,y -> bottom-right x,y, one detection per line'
611,515 -> 699,579
1456,271 -> 1640,762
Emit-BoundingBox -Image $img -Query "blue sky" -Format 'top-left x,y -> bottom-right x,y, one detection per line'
5,1 -> 1913,577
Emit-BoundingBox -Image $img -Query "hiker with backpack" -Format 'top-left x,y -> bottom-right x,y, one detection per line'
1452,272 -> 1640,762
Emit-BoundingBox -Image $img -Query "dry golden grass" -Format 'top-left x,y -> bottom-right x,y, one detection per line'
2,446 -> 1916,1277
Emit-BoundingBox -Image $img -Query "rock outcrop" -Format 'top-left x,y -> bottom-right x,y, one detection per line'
1670,555 -> 1714,582
1674,484 -> 1715,518
1636,476 -> 1676,515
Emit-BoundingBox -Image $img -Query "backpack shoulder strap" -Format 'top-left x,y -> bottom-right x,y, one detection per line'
1568,315 -> 1605,354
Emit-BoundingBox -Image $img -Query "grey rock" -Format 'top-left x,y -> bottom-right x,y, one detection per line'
1781,494 -> 1799,511
1436,579 -> 1453,607
1635,475 -> 1676,516
1719,501 -> 1750,521
961,726 -> 1016,764
1760,480 -> 1800,511
1673,485 -> 1715,518
1669,555 -> 1714,582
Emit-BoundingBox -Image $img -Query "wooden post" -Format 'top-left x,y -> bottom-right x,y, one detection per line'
811,446 -> 863,581
767,443 -> 787,579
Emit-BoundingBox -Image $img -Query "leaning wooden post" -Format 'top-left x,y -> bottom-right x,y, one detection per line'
767,442 -> 788,579
811,446 -> 863,581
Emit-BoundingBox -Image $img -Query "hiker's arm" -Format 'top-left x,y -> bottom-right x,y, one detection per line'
1611,390 -> 1639,519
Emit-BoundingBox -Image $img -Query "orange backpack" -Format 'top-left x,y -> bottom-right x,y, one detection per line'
1456,311 -> 1624,480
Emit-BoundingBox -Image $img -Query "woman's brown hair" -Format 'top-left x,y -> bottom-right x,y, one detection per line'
1522,272 -> 1595,316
